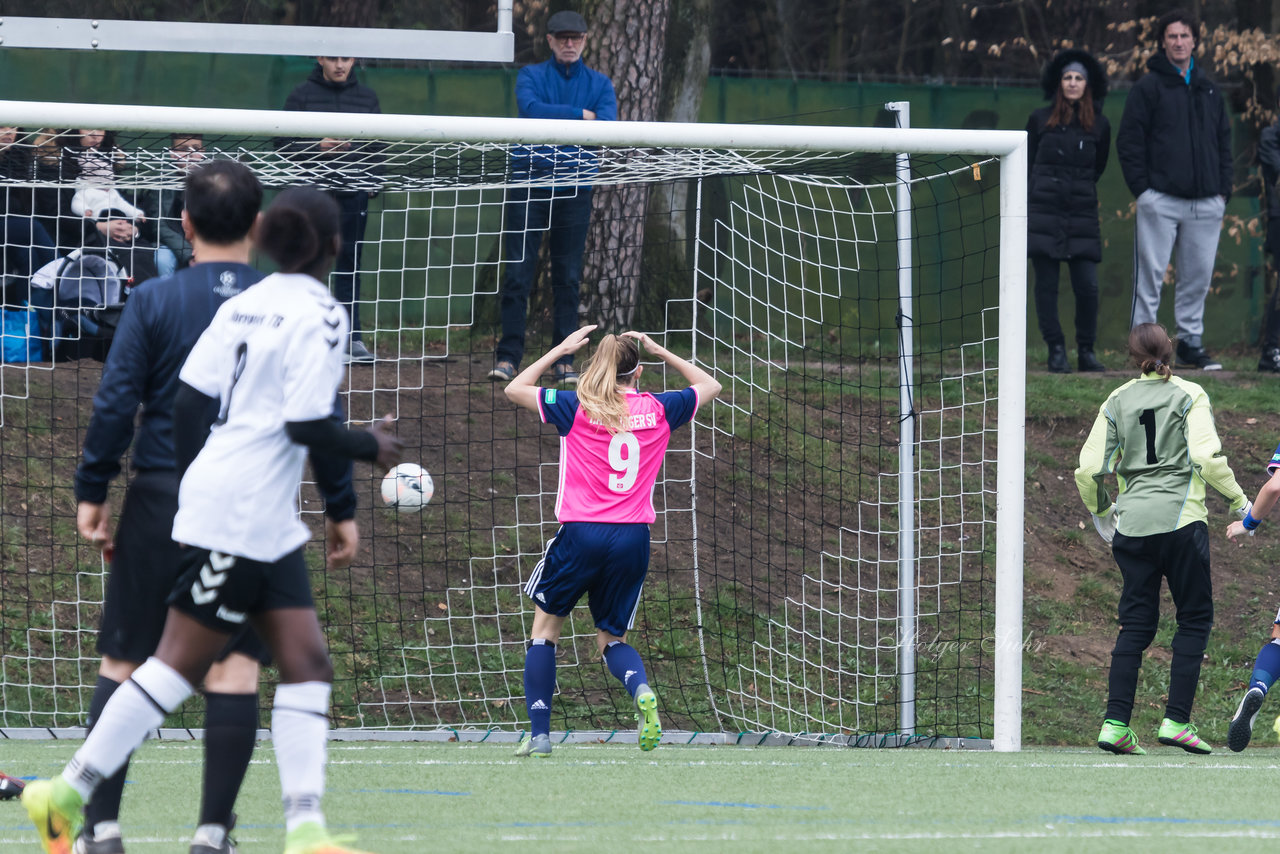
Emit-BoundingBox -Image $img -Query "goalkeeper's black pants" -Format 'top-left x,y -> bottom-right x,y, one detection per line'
1105,521 -> 1213,725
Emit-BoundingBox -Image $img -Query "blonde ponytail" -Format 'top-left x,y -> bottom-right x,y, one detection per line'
575,334 -> 640,433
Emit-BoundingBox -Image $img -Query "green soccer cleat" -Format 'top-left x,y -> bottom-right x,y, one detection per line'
282,821 -> 373,854
514,733 -> 552,758
1097,720 -> 1146,755
21,778 -> 84,854
635,685 -> 662,752
1157,718 -> 1211,755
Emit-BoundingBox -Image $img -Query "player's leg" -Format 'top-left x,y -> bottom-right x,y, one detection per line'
248,548 -> 372,854
587,523 -> 660,751
1097,531 -> 1162,754
81,472 -> 183,852
516,607 -> 567,757
1130,189 -> 1176,329
494,188 -> 552,376
191,648 -> 263,854
25,609 -> 228,854
1228,617 -> 1280,752
1159,521 -> 1214,754
517,527 -> 579,757
75,657 -> 139,854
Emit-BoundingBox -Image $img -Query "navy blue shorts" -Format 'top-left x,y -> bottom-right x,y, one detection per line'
524,522 -> 650,637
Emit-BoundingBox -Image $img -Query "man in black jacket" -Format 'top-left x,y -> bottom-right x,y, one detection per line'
279,56 -> 381,364
1257,86 -> 1280,372
1117,9 -> 1231,371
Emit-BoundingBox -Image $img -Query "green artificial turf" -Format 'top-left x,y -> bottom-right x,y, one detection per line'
6,740 -> 1280,852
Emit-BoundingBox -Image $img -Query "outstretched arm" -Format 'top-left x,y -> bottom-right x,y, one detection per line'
621,331 -> 722,403
1228,472 -> 1280,541
504,324 -> 597,412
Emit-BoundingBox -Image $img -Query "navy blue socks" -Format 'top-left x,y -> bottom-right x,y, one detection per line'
524,639 -> 556,737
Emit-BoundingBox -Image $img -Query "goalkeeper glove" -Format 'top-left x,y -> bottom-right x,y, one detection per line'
1091,504 -> 1116,545
1238,500 -> 1254,521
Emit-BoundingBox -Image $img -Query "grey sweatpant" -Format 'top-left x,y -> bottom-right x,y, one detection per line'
1130,188 -> 1225,348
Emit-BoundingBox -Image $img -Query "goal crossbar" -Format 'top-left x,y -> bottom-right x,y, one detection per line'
0,100 -> 1025,157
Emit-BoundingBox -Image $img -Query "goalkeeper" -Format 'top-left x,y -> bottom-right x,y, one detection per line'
1075,322 -> 1248,756
1222,443 -> 1280,751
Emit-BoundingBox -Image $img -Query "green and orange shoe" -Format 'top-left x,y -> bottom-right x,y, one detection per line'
1157,718 -> 1211,755
21,777 -> 84,854
1097,720 -> 1146,755
283,822 -> 374,854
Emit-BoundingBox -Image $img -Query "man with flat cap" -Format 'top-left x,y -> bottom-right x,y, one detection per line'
488,9 -> 617,387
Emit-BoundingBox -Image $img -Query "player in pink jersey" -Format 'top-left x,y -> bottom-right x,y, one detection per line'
505,324 -> 721,757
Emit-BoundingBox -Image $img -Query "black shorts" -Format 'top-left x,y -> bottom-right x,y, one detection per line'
168,545 -> 314,635
100,470 -> 269,665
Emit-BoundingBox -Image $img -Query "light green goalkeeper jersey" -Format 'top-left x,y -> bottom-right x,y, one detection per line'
1075,373 -> 1246,537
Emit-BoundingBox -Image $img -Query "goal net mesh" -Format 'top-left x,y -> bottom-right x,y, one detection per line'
0,123 -> 1006,741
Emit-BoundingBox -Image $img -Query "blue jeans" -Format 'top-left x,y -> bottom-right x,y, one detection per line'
155,245 -> 177,278
1,214 -> 56,278
330,191 -> 369,341
496,187 -> 593,368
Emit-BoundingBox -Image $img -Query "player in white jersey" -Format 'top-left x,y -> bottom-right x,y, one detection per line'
22,187 -> 402,854
504,325 -> 721,757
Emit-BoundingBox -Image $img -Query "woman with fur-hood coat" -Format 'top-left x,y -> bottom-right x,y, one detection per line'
1026,48 -> 1110,374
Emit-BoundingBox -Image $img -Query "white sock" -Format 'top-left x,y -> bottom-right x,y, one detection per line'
272,681 -> 331,833
63,658 -> 192,799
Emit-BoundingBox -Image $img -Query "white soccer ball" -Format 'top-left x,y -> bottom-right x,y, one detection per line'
381,463 -> 433,511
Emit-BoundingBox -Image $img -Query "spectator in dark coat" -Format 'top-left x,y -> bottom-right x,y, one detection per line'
1116,9 -> 1232,371
277,57 -> 382,364
1027,50 -> 1111,373
1256,86 -> 1280,373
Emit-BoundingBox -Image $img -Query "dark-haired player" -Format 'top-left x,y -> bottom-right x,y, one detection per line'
73,158 -> 268,854
1075,322 -> 1248,756
25,186 -> 402,854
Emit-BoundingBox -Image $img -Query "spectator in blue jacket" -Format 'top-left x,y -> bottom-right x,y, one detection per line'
488,9 -> 617,386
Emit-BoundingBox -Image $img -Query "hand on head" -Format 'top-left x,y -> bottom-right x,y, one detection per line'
560,324 -> 598,355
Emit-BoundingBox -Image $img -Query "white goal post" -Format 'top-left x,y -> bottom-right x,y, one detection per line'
0,99 -> 1026,751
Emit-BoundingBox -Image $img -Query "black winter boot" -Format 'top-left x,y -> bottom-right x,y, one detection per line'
1047,343 -> 1071,374
1078,347 -> 1106,372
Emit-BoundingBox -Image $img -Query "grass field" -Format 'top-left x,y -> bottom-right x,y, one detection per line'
7,739 -> 1280,852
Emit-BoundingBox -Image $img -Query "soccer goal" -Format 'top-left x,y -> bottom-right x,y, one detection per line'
0,100 -> 1027,750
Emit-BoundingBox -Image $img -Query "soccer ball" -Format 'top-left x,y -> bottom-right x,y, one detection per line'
381,463 -> 433,511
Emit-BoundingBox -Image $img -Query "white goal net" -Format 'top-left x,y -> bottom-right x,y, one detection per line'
0,101 -> 1026,750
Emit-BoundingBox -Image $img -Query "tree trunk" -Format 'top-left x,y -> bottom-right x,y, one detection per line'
649,0 -> 712,245
579,0 -> 672,330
